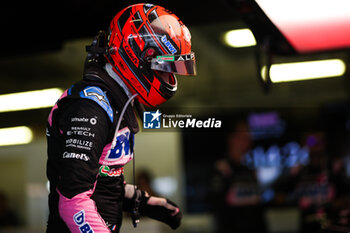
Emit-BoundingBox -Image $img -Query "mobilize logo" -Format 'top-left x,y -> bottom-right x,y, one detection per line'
143,110 -> 222,129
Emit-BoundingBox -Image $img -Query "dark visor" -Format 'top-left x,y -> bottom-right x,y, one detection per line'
150,52 -> 196,76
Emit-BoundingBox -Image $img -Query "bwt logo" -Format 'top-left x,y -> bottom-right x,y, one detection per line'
73,210 -> 94,233
143,110 -> 161,129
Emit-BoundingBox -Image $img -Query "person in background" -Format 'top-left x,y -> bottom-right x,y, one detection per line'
210,120 -> 265,233
295,132 -> 334,232
136,169 -> 157,197
0,191 -> 19,228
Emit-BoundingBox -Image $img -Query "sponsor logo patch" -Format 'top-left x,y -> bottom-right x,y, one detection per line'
71,117 -> 89,122
73,210 -> 94,233
67,130 -> 95,138
65,139 -> 93,151
161,35 -> 177,54
63,152 -> 90,161
99,166 -> 124,177
99,127 -> 134,166
108,128 -> 133,160
80,86 -> 113,122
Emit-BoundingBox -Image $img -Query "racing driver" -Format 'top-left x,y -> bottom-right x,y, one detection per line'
46,3 -> 196,233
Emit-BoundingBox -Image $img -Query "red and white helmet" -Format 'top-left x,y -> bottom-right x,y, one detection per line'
105,3 -> 196,107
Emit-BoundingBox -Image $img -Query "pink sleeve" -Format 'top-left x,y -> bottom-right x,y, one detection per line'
58,189 -> 111,233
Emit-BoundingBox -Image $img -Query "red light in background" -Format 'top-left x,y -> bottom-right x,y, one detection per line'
255,0 -> 350,53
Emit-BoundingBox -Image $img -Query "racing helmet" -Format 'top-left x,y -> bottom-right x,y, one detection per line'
105,3 -> 196,107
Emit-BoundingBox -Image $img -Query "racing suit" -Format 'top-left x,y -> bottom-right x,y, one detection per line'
46,64 -> 140,233
46,29 -> 182,232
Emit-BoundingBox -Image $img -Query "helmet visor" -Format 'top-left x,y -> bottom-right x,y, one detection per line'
150,52 -> 196,76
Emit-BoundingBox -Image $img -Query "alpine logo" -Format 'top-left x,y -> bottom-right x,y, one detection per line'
83,89 -> 108,105
79,86 -> 113,122
161,35 -> 177,54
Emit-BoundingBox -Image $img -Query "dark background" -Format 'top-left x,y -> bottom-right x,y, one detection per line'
2,1 -> 350,232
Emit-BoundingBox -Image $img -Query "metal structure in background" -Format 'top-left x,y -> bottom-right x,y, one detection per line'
234,0 -> 350,92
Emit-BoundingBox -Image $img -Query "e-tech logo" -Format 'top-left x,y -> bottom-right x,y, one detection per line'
143,110 -> 161,129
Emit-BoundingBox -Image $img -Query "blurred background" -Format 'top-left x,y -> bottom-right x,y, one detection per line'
1,0 -> 350,232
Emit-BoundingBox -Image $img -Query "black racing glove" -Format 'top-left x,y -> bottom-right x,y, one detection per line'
123,184 -> 182,230
141,196 -> 182,230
